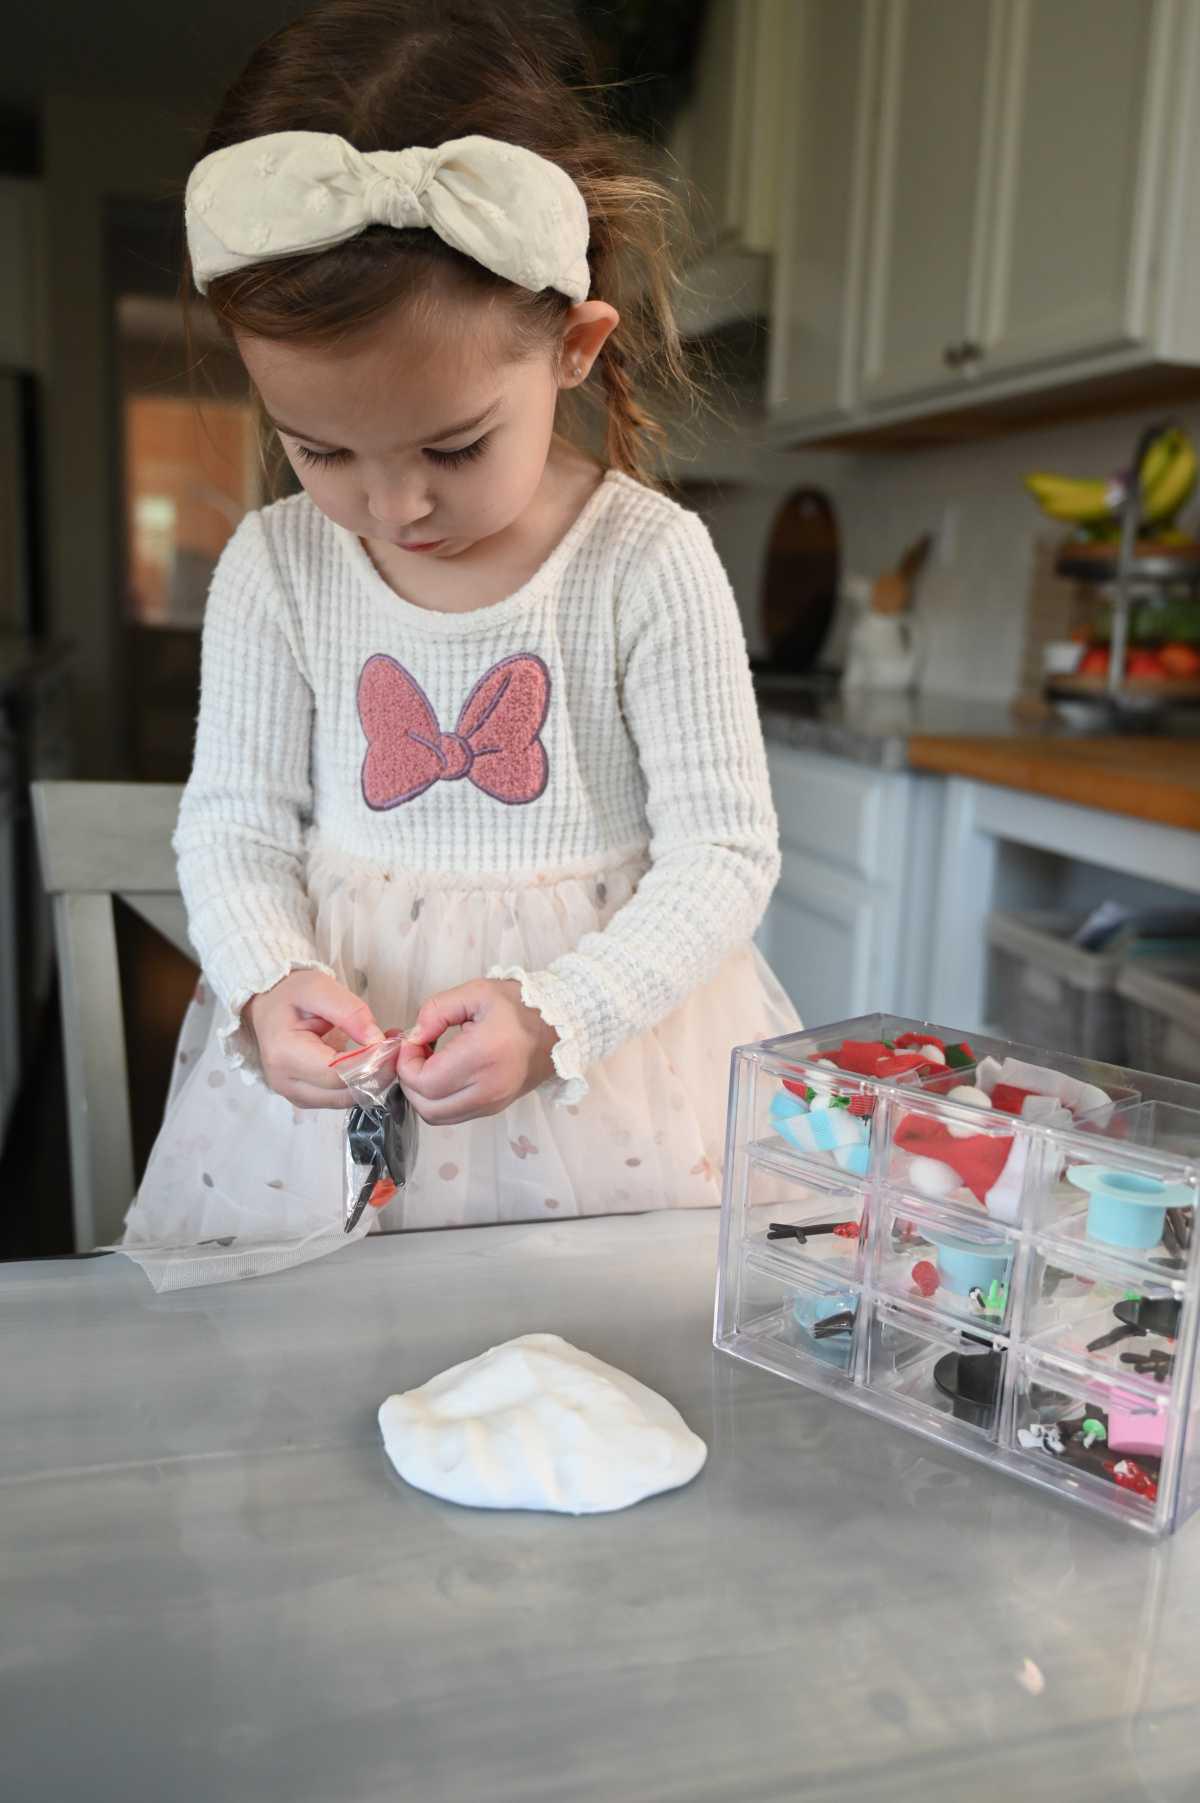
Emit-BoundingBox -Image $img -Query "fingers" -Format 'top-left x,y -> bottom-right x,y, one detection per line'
406,982 -> 487,1049
287,971 -> 384,1046
403,1080 -> 500,1127
396,1033 -> 471,1097
285,1081 -> 359,1112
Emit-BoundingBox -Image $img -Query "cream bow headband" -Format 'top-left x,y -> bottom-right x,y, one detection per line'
185,130 -> 591,302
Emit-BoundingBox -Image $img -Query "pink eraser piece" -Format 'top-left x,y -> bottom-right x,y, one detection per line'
1107,1401 -> 1166,1458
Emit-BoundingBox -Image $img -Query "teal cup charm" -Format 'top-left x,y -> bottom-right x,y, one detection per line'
1068,1164 -> 1194,1252
925,1229 -> 1014,1299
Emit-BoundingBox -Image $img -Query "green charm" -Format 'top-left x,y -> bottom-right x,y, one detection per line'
944,1043 -> 974,1069
1081,1417 -> 1107,1449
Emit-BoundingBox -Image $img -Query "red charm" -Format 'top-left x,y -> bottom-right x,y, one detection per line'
833,1220 -> 862,1240
1106,1458 -> 1158,1501
894,1112 -> 1014,1206
894,1031 -> 945,1053
991,1083 -> 1039,1117
911,1259 -> 940,1297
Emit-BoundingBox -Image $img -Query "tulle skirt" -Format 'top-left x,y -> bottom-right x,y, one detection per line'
123,846 -> 799,1285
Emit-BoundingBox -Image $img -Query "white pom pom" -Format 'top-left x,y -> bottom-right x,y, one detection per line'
944,1084 -> 992,1136
907,1155 -> 960,1199
920,1044 -> 947,1064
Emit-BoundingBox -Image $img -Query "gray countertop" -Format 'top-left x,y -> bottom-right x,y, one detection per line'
757,681 -> 1050,770
4,1210 -> 1198,1803
756,679 -> 1200,771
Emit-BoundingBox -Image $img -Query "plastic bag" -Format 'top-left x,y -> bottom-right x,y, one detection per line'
116,1036 -> 413,1293
331,1037 -> 418,1234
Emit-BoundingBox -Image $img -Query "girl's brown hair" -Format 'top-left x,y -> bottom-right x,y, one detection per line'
185,0 -> 700,487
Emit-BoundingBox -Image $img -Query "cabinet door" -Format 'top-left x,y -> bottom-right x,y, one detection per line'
675,0 -> 787,255
859,0 -> 1000,406
760,852 -> 880,1025
977,0 -> 1170,375
768,0 -> 874,423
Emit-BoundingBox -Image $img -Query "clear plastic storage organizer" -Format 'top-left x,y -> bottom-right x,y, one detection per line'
715,1014 -> 1200,1536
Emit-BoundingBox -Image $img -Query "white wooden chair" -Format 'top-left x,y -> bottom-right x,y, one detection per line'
32,781 -> 189,1251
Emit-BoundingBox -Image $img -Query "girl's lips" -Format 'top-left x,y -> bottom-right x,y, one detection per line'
398,538 -> 445,552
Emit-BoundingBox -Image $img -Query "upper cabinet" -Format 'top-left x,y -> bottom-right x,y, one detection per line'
767,0 -> 1200,440
977,0 -> 1167,378
766,0 -> 874,421
668,0 -> 790,336
859,0 -> 999,408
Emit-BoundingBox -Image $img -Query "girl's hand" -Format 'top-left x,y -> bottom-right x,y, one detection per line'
246,970 -> 385,1109
398,979 -> 559,1126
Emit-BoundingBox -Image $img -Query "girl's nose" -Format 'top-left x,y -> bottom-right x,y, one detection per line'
366,477 -> 435,533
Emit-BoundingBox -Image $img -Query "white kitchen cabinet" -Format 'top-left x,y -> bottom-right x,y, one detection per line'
669,0 -> 792,337
672,0 -> 788,258
977,0 -> 1168,378
769,0 -> 1200,440
858,0 -> 999,407
766,0 -> 874,423
760,741 -> 943,1024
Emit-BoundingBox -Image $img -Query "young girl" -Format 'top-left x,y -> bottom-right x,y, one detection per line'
123,0 -> 798,1281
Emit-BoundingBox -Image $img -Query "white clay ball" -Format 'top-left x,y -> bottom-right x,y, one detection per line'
907,1155 -> 960,1199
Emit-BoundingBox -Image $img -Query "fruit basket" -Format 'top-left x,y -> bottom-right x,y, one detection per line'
1027,423 -> 1200,721
716,1014 -> 1200,1537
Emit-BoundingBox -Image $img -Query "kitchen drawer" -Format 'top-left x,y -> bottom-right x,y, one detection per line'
767,744 -> 908,881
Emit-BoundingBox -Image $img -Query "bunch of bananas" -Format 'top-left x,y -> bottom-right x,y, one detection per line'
1025,425 -> 1197,539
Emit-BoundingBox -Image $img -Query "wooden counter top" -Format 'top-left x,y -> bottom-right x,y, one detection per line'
907,733 -> 1200,831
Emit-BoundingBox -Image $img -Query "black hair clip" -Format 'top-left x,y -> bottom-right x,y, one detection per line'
1120,1347 -> 1174,1382
1087,1322 -> 1146,1354
768,1219 -> 857,1245
811,1309 -> 856,1340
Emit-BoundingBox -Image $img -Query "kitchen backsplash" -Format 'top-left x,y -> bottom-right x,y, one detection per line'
691,402 -> 1200,702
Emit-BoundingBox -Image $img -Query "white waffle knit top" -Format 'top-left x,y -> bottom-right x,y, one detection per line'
174,469 -> 780,1100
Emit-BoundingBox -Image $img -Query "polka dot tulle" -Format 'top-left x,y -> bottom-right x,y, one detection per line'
122,849 -> 796,1272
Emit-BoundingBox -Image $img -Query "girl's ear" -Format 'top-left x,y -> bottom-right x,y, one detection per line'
559,301 -> 619,388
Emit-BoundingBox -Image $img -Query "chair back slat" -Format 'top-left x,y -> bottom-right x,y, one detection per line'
32,782 -> 187,1251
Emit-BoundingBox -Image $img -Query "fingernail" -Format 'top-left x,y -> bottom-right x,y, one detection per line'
405,1026 -> 423,1043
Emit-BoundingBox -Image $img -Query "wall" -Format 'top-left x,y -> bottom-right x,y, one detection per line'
695,401 -> 1200,700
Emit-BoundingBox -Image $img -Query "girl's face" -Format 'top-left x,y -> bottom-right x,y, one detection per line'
237,295 -> 614,558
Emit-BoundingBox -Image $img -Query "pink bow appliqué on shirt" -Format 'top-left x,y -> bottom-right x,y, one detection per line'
357,652 -> 551,809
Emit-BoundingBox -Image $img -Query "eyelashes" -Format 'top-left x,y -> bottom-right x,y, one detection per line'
293,435 -> 490,471
425,435 -> 489,469
294,444 -> 350,469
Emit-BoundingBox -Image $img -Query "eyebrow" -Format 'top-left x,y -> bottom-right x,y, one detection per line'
266,401 -> 500,451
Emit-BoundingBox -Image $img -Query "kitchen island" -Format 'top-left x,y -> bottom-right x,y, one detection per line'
4,1210 -> 1198,1803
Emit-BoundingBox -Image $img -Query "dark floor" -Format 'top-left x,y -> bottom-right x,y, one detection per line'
0,902 -> 198,1258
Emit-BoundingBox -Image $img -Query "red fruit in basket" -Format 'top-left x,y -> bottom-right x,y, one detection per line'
1127,649 -> 1166,680
1079,647 -> 1109,676
1161,642 -> 1200,677
911,1260 -> 940,1298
